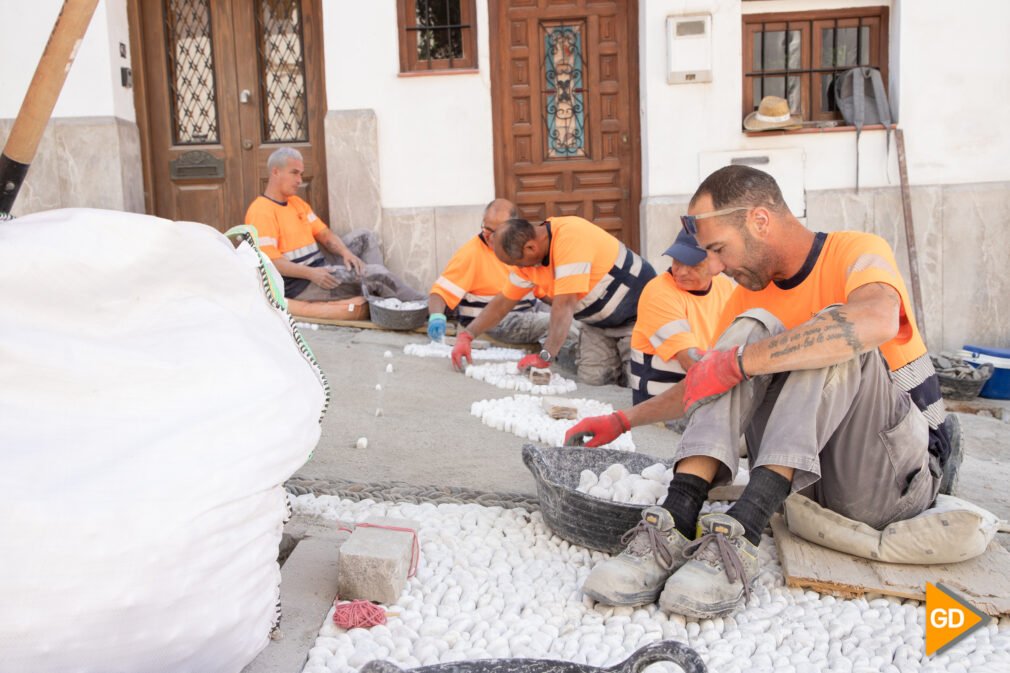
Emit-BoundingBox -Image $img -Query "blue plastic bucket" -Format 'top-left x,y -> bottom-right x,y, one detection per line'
961,345 -> 1010,400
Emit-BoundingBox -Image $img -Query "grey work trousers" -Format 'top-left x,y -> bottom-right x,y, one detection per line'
577,322 -> 632,387
293,229 -> 425,302
486,311 -> 552,345
675,309 -> 940,530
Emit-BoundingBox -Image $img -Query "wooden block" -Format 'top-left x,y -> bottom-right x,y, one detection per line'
541,396 -> 577,420
770,514 -> 1010,616
529,368 -> 551,385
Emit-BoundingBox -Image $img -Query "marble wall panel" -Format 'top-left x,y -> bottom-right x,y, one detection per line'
941,182 -> 1010,351
433,204 -> 485,278
325,110 -> 381,237
0,117 -> 143,216
116,118 -> 145,214
640,196 -> 688,273
804,189 -> 874,234
381,207 -> 437,295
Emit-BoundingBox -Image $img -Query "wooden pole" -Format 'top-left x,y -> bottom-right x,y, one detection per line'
895,128 -> 927,338
0,0 -> 99,215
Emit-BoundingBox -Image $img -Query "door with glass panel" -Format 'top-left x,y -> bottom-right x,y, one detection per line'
488,0 -> 641,250
134,0 -> 327,231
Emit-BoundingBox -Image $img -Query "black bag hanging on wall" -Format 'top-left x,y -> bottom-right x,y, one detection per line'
834,66 -> 893,191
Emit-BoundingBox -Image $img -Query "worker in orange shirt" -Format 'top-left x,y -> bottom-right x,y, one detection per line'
426,199 -> 551,344
451,215 -> 656,385
245,147 -> 422,303
568,165 -> 955,620
630,229 -> 734,405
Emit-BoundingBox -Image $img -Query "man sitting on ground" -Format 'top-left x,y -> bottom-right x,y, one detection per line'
427,199 -> 552,345
567,165 -> 953,619
630,229 -> 734,406
245,147 -> 422,306
452,215 -> 655,385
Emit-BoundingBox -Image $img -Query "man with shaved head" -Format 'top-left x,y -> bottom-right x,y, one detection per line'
427,198 -> 553,345
451,211 -> 656,385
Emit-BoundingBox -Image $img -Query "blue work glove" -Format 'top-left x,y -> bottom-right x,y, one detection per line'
427,313 -> 447,341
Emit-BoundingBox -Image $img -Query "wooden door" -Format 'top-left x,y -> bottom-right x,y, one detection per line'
132,0 -> 327,232
489,0 -> 641,250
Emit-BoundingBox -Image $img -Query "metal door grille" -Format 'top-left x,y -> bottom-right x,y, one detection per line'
163,0 -> 220,145
255,0 -> 309,143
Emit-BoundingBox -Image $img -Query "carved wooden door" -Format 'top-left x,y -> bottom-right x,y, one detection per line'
489,0 -> 641,249
134,0 -> 327,231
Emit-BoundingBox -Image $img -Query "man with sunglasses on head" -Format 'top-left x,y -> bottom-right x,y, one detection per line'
630,228 -> 734,408
427,198 -> 551,345
568,165 -> 953,620
451,213 -> 656,385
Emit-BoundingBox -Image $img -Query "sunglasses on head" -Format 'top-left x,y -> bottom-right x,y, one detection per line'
680,206 -> 752,235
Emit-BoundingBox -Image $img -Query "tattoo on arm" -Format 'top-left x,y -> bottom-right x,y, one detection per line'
767,309 -> 864,360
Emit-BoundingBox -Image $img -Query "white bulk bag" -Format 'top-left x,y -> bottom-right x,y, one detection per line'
0,209 -> 327,673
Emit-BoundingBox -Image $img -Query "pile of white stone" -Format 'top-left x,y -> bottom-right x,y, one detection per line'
403,342 -> 526,361
465,362 -> 577,395
292,495 -> 1010,673
577,463 -> 672,506
372,298 -> 427,311
470,395 -> 635,451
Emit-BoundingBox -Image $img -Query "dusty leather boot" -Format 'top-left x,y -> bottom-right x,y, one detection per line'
659,512 -> 760,619
581,506 -> 690,606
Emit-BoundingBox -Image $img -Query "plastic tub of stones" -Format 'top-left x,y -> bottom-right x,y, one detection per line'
367,297 -> 428,331
360,640 -> 707,673
522,443 -> 672,554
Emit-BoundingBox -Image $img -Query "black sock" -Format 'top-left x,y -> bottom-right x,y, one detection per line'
726,466 -> 792,545
662,473 -> 710,539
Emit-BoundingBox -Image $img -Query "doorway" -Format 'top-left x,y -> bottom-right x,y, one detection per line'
130,0 -> 328,231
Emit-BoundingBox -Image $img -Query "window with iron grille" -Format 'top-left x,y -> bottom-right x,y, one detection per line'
742,7 -> 889,126
397,0 -> 477,73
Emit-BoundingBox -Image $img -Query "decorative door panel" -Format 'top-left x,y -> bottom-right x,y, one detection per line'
133,0 -> 327,232
490,0 -> 640,249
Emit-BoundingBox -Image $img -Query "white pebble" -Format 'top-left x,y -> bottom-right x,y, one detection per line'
384,350 -> 393,358
375,408 -> 383,417
386,363 -> 394,373
375,384 -> 382,391
355,437 -> 368,450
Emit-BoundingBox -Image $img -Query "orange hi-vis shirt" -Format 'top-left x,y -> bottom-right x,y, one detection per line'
715,231 -> 925,371
633,271 -> 736,360
244,195 -> 326,263
430,234 -> 538,324
716,231 -> 948,458
244,195 -> 328,297
502,216 -> 654,328
629,271 -> 735,403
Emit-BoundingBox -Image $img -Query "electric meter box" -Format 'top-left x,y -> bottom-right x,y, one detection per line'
666,14 -> 712,84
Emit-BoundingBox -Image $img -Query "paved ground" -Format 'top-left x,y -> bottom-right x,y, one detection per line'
299,326 -> 1010,524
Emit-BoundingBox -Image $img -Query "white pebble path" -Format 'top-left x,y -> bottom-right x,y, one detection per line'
470,395 -> 635,451
404,343 -> 526,361
292,495 -> 1010,673
465,362 -> 578,395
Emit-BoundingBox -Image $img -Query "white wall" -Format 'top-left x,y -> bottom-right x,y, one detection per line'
640,0 -> 1010,200
0,0 -> 133,122
895,0 -> 1010,186
322,0 -> 495,209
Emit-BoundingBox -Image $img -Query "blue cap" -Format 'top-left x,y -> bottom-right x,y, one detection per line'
663,229 -> 707,266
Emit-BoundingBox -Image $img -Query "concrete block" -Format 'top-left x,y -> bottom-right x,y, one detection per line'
337,516 -> 419,605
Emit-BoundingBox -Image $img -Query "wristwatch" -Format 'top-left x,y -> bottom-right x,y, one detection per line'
539,348 -> 553,363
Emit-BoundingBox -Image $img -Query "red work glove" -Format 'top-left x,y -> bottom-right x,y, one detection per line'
682,346 -> 746,415
564,411 -> 631,448
517,353 -> 550,373
451,331 -> 474,372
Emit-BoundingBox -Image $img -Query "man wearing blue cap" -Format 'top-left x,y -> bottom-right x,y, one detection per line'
629,230 -> 734,406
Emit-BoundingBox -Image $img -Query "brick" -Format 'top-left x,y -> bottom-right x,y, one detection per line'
337,516 -> 419,605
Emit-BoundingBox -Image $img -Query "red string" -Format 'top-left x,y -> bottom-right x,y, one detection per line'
332,598 -> 387,629
331,522 -> 421,630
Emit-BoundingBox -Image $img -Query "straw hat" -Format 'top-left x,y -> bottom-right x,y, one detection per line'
743,95 -> 802,131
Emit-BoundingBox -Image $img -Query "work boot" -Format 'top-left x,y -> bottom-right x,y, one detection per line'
658,512 -> 759,619
581,506 -> 690,606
